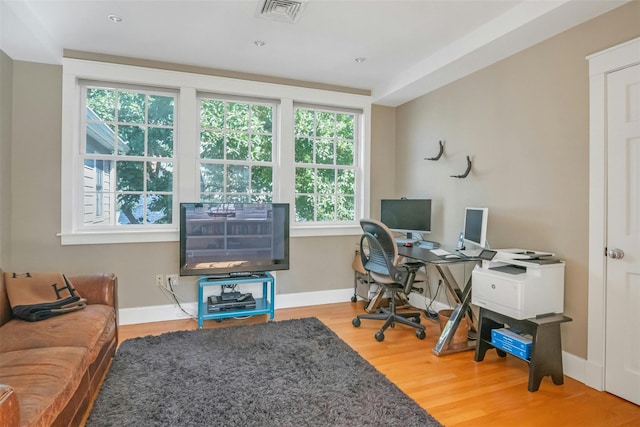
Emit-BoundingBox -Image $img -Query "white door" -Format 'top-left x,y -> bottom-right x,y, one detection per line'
605,62 -> 640,405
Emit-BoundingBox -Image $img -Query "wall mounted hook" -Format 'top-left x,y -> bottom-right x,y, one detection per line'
425,140 -> 444,161
451,156 -> 472,178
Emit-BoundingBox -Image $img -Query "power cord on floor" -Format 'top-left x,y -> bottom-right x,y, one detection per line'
157,276 -> 197,320
424,279 -> 442,320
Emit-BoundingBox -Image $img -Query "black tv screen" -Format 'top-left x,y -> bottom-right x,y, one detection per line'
180,203 -> 290,277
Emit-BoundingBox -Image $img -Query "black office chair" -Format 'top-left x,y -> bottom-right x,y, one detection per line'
352,219 -> 426,342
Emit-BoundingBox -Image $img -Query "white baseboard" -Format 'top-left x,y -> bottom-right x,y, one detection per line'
118,287 -> 356,326
118,288 -> 593,390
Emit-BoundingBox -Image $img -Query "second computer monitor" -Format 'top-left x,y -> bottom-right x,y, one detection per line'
380,199 -> 432,240
463,207 -> 489,249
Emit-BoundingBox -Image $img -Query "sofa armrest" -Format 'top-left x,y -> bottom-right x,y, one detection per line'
69,273 -> 118,309
0,384 -> 19,427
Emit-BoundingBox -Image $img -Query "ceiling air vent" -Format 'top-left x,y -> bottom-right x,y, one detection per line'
256,0 -> 307,23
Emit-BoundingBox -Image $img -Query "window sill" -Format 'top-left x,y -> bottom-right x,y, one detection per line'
58,230 -> 179,245
58,225 -> 362,245
291,224 -> 362,238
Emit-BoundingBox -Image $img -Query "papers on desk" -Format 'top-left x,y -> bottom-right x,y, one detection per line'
430,249 -> 450,256
430,249 -> 461,259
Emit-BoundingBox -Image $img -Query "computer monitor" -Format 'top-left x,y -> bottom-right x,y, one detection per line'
463,207 -> 488,249
380,199 -> 431,242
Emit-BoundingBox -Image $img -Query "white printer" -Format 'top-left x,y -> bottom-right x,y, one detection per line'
471,249 -> 565,320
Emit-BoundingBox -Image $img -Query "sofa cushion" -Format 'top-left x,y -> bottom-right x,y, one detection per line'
0,305 -> 116,362
0,347 -> 89,427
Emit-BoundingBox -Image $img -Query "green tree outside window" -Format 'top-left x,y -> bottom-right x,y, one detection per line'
294,107 -> 357,223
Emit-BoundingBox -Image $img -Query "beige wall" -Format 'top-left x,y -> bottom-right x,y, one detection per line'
5,60 -> 358,309
394,1 -> 640,358
369,105 -> 397,217
0,51 -> 12,268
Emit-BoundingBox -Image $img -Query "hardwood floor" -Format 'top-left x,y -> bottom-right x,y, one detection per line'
117,301 -> 640,427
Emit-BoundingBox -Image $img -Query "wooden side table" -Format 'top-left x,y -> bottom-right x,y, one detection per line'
474,307 -> 572,392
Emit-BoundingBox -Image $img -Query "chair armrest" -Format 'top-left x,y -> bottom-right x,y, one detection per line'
68,273 -> 118,309
0,384 -> 19,427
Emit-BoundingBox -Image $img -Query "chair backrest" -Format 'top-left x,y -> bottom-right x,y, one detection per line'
359,219 -> 407,284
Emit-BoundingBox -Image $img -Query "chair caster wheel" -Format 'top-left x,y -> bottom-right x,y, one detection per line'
416,329 -> 426,340
375,331 -> 385,342
352,318 -> 361,327
351,296 -> 357,303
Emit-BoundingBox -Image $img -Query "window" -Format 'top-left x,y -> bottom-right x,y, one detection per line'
198,95 -> 276,203
81,83 -> 176,228
294,106 -> 358,223
61,59 -> 370,244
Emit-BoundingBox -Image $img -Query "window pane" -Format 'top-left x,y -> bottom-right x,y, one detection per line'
316,111 -> 335,137
117,194 -> 143,224
336,113 -> 354,139
87,88 -> 115,122
251,105 -> 272,133
118,125 -> 145,156
227,102 -> 249,130
201,130 -> 224,159
316,139 -> 334,164
86,122 -> 116,154
295,137 -> 313,163
250,194 -> 272,203
116,161 -> 144,191
147,161 -> 173,192
148,95 -> 174,126
295,195 -> 315,222
251,134 -> 272,162
336,139 -> 354,166
146,194 -> 172,224
118,91 -> 145,123
200,194 -> 224,203
227,164 -> 249,193
337,169 -> 355,195
317,168 -> 335,194
295,167 -> 314,193
226,132 -> 250,161
200,164 -> 224,192
294,109 -> 314,136
317,195 -> 335,221
83,159 -> 114,226
337,196 -> 355,221
148,127 -> 173,157
227,194 -> 250,204
251,166 -> 273,194
201,99 -> 224,128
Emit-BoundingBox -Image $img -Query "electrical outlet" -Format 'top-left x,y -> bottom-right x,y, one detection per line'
155,274 -> 164,288
166,274 -> 179,288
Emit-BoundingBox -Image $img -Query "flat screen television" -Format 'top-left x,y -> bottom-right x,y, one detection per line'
463,207 -> 488,249
380,199 -> 432,241
180,202 -> 290,277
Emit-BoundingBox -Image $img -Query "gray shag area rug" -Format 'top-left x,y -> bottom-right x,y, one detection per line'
87,317 -> 442,427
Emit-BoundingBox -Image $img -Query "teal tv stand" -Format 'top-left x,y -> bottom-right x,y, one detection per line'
197,273 -> 275,328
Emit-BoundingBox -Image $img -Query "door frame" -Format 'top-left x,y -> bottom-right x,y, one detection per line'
587,37 -> 640,391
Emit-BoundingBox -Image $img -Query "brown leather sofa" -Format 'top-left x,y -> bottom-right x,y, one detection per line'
0,270 -> 118,427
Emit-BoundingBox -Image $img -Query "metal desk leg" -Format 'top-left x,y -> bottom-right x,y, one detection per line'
433,265 -> 476,355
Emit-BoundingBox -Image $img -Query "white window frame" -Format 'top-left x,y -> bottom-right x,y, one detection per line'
292,103 -> 362,225
197,93 -> 279,204
61,59 -> 371,245
80,82 -> 178,231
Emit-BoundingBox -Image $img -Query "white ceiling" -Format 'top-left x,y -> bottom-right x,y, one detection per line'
0,0 -> 628,106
